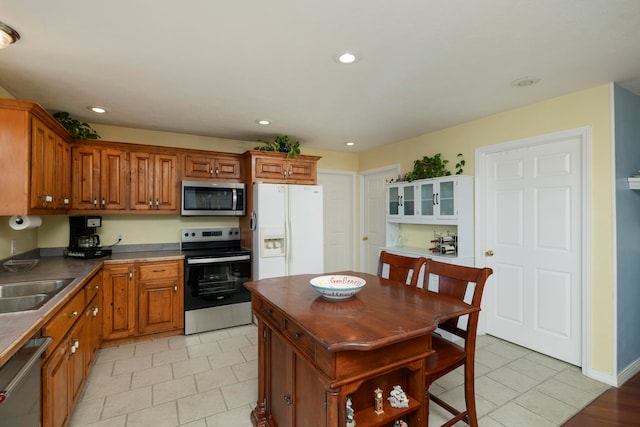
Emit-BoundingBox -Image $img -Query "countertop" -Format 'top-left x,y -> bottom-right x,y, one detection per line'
0,250 -> 184,366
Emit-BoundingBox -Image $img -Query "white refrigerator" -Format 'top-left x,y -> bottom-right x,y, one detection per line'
251,182 -> 324,279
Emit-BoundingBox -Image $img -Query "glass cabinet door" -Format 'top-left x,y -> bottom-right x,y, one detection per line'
388,186 -> 399,216
403,185 -> 415,216
438,180 -> 455,217
420,182 -> 435,217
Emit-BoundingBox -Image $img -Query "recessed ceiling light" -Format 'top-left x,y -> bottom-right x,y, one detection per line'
256,119 -> 271,125
88,106 -> 107,113
345,141 -> 356,146
510,76 -> 541,88
334,49 -> 361,65
0,22 -> 20,49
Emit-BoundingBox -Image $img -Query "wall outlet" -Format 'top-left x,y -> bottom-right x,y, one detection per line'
116,233 -> 124,242
10,239 -> 16,255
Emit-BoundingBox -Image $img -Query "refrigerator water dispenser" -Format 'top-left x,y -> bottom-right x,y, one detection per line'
260,227 -> 286,258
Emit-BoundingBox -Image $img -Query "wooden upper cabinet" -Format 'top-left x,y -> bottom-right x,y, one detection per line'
244,150 -> 320,185
130,151 -> 178,212
183,153 -> 242,180
0,99 -> 73,215
71,146 -> 127,211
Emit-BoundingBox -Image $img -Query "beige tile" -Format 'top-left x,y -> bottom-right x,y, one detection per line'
432,369 -> 464,391
206,404 -> 254,427
489,401 -> 556,427
535,377 -> 601,409
240,343 -> 258,361
76,415 -> 126,427
195,366 -> 238,392
218,335 -> 252,352
153,375 -> 198,405
208,349 -> 245,369
152,347 -> 189,366
172,356 -> 211,378
477,415 -> 505,426
102,386 -> 152,418
187,341 -> 222,358
475,375 -> 520,406
126,400 -> 179,427
112,354 -> 152,375
515,388 -> 579,424
177,388 -> 228,424
227,324 -> 257,337
524,352 -> 570,372
476,334 -> 502,349
94,345 -> 135,365
69,396 -> 104,426
179,420 -> 207,427
505,357 -> 558,382
198,328 -> 231,343
232,360 -> 258,382
168,333 -> 201,349
131,364 -> 174,389
134,338 -> 170,356
433,384 -> 497,419
82,372 -> 132,401
221,378 -> 259,409
483,341 -> 530,361
554,367 -> 610,396
487,366 -> 540,393
475,348 -> 511,369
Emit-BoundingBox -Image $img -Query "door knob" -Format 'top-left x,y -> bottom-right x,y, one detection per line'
485,250 -> 494,256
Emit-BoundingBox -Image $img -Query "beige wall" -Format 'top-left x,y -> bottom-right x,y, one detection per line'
358,84 -> 614,376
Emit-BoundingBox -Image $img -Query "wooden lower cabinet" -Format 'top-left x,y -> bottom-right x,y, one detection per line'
103,259 -> 184,341
42,277 -> 97,427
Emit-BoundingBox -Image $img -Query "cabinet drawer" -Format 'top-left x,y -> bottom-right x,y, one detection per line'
42,290 -> 85,355
282,318 -> 315,359
255,299 -> 282,328
138,261 -> 179,281
84,274 -> 101,303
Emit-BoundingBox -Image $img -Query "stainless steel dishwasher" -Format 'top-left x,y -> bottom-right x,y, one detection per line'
0,337 -> 52,427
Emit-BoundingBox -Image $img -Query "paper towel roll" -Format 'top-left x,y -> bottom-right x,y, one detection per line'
9,215 -> 42,230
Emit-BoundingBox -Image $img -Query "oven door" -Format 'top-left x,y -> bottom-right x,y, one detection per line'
184,254 -> 251,311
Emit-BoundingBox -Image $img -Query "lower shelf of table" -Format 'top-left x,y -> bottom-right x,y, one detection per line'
353,395 -> 420,427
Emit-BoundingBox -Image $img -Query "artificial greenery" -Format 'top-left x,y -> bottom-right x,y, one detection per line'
391,153 -> 465,182
53,111 -> 101,140
254,134 -> 300,158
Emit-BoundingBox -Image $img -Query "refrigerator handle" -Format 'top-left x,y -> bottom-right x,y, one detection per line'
250,211 -> 257,231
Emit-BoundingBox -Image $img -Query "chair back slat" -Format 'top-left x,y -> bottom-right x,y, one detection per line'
377,251 -> 429,288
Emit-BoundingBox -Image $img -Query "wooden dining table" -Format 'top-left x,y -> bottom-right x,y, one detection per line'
245,271 -> 479,427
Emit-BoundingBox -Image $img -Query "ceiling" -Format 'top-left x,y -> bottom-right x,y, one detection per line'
1,1 -> 639,153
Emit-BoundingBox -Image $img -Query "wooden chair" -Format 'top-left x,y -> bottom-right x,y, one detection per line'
376,251 -> 429,288
424,260 -> 493,427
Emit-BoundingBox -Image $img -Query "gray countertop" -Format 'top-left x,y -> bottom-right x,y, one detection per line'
0,250 -> 184,366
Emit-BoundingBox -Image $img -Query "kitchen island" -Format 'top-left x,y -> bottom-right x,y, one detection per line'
245,271 -> 479,427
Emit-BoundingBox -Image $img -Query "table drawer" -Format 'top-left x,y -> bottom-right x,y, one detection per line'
42,290 -> 85,355
282,317 -> 315,359
138,261 -> 180,281
255,298 -> 282,328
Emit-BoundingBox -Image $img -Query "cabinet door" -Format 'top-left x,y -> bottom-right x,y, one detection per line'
387,183 -> 417,218
102,264 -> 136,340
130,151 -> 153,210
30,116 -> 57,209
286,158 -> 316,183
69,315 -> 88,404
56,137 -> 71,209
138,261 -> 182,334
86,291 -> 103,372
153,154 -> 177,211
215,156 -> 242,179
42,343 -> 71,427
255,156 -> 287,181
387,184 -> 400,217
402,184 -> 417,217
437,178 -> 457,218
183,154 -> 216,178
100,148 -> 127,210
72,146 -> 101,209
419,181 -> 436,218
269,331 -> 294,427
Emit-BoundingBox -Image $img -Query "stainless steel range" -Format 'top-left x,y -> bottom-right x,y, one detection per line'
181,227 -> 252,334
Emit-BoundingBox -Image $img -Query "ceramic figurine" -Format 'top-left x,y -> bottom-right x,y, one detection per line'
346,395 -> 356,427
374,387 -> 384,415
388,385 -> 409,408
393,420 -> 409,427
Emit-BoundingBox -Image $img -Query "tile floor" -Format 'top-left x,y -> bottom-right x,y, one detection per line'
69,324 -> 610,427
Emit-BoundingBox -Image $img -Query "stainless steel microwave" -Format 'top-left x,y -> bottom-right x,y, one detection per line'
181,181 -> 245,216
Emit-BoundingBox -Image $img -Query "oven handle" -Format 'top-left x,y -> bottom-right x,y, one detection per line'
186,255 -> 251,265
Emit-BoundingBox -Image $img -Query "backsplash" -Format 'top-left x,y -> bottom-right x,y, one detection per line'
0,216 -> 38,259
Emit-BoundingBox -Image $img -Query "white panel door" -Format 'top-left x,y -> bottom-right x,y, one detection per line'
318,171 -> 355,273
360,166 -> 400,274
482,134 -> 583,365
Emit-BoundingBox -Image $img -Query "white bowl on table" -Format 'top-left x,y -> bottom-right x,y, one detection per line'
309,275 -> 366,300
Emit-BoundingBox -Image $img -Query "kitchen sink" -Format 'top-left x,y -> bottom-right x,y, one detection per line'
0,278 -> 74,314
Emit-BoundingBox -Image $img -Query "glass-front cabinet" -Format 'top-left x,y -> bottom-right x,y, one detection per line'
419,177 -> 457,219
387,182 -> 418,218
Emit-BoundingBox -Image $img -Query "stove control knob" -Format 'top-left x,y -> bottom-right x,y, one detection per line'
191,232 -> 196,236
184,233 -> 189,237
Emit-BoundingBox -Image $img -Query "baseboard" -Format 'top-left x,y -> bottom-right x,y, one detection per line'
617,357 -> 640,387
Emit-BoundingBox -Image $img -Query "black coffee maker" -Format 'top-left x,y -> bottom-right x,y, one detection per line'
66,216 -> 112,259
